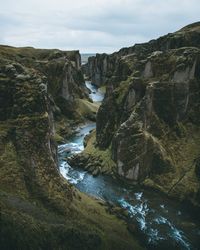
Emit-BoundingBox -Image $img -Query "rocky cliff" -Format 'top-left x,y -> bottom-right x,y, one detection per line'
85,22 -> 200,87
84,22 -> 200,209
0,45 -> 88,117
0,45 -> 102,143
0,46 -> 143,250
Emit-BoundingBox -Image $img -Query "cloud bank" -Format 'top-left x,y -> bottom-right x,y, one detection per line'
0,0 -> 199,53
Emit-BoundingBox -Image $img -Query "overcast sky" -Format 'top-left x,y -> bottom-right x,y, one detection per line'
0,0 -> 199,53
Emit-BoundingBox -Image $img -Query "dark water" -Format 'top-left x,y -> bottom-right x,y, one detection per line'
58,82 -> 200,250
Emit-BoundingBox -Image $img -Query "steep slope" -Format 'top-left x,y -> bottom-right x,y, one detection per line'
83,22 -> 200,210
0,45 -> 101,142
86,22 -> 200,87
0,47 -> 143,249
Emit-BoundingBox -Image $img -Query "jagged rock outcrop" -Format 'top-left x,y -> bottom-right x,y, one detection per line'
85,22 -> 200,87
84,22 -> 200,208
0,46 -> 87,118
0,45 -> 100,143
0,47 -> 143,250
85,53 -> 116,86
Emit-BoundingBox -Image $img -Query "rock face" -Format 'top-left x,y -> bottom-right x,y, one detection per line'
0,46 -> 143,250
85,22 -> 200,87
0,46 -> 87,119
86,53 -> 116,86
85,22 -> 200,208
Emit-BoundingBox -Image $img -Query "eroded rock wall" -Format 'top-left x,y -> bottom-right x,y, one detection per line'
84,22 -> 200,87
0,47 -> 142,250
0,46 -> 87,118
87,22 -> 200,208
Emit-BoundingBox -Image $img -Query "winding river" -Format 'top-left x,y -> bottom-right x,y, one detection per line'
58,81 -> 200,250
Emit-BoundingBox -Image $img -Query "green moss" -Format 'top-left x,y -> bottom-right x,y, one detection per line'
173,122 -> 187,137
114,78 -> 132,105
84,130 -> 116,174
1,200 -> 102,250
72,191 -> 144,250
55,117 -> 77,139
142,178 -> 167,193
75,98 -> 100,121
1,189 -> 144,250
53,133 -> 64,143
145,124 -> 200,205
0,141 -> 28,197
99,85 -> 106,94
0,45 -> 79,62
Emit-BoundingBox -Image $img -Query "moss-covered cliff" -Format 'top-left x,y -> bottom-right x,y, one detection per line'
0,45 -> 101,142
83,22 -> 200,210
0,47 -> 143,249
86,22 -> 200,87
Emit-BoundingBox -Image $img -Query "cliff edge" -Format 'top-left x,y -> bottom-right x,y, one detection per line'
0,46 -> 143,250
83,22 -> 200,210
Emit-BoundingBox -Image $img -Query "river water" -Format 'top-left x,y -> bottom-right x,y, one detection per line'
58,81 -> 200,250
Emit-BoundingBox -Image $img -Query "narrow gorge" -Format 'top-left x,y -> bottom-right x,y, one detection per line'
82,22 -> 200,209
0,46 -> 141,250
1,22 -> 200,250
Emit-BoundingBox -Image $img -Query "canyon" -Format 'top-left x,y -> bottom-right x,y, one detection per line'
0,46 -> 141,249
1,22 -> 200,250
81,22 -> 200,209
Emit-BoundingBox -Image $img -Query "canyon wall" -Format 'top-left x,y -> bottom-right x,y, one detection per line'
0,46 -> 142,250
84,22 -> 200,209
85,22 -> 200,87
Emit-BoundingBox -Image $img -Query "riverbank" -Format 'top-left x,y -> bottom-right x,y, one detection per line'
59,81 -> 200,250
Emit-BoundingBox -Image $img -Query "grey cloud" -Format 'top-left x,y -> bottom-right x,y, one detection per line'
0,0 -> 199,53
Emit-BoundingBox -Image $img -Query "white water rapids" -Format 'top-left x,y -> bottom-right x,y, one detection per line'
58,81 -> 200,250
